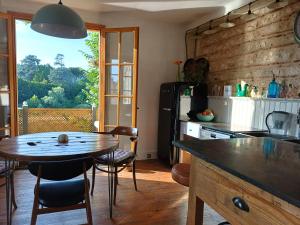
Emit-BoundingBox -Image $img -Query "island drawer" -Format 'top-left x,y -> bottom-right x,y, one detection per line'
190,157 -> 300,225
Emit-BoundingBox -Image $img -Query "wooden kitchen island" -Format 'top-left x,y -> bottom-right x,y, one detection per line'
174,138 -> 300,225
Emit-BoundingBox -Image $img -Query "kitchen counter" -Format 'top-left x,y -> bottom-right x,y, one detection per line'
180,117 -> 266,134
174,137 -> 300,208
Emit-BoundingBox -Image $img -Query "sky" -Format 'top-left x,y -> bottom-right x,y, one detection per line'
16,20 -> 94,70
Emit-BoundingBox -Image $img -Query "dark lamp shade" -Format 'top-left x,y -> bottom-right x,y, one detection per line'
31,4 -> 87,39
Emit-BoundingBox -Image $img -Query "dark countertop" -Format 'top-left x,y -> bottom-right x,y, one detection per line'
174,137 -> 300,208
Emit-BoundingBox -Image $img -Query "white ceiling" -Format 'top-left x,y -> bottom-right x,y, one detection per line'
1,0 -> 253,25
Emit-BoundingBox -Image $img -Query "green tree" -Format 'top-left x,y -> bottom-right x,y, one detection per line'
80,32 -> 99,106
49,67 -> 73,85
54,53 -> 65,68
69,67 -> 86,80
33,64 -> 52,82
42,87 -> 69,108
82,68 -> 99,105
27,95 -> 43,108
48,67 -> 85,102
18,55 -> 41,80
18,77 -> 54,106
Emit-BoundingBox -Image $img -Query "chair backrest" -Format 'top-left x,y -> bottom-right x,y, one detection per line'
111,126 -> 138,137
28,157 -> 93,181
111,126 -> 138,154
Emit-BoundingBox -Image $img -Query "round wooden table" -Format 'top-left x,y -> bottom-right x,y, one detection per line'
0,132 -> 119,225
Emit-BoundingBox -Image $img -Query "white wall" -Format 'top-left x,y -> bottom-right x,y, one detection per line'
1,2 -> 186,159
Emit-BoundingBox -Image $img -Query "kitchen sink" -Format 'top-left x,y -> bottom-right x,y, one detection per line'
241,131 -> 296,140
242,131 -> 270,137
284,139 -> 300,144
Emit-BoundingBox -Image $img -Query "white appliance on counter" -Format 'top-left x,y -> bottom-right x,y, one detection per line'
181,122 -> 234,140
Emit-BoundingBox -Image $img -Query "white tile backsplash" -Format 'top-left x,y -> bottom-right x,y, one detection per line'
207,96 -> 300,137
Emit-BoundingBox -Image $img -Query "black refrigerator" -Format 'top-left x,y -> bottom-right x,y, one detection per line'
157,82 -> 207,166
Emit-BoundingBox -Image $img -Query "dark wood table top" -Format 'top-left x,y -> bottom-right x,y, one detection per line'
174,137 -> 300,208
0,132 -> 119,161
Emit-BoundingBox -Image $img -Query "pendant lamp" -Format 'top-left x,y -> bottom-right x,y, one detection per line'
31,0 -> 87,39
219,12 -> 235,28
267,0 -> 288,10
203,20 -> 217,35
241,2 -> 257,21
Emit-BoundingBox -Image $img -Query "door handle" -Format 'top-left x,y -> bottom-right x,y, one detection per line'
210,133 -> 216,138
232,197 -> 249,212
162,108 -> 172,111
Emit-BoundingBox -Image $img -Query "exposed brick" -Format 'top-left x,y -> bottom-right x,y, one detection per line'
186,0 -> 300,97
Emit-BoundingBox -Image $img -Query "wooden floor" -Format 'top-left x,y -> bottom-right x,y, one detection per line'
0,160 -> 224,225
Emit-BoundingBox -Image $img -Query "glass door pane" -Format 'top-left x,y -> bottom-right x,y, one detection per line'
121,32 -> 134,64
105,65 -> 119,95
0,58 -> 9,91
0,18 -> 8,54
120,65 -> 133,97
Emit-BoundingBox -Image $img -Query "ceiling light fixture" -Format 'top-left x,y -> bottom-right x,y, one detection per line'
219,12 -> 235,28
241,2 -> 257,21
267,0 -> 288,10
203,20 -> 217,35
31,0 -> 87,39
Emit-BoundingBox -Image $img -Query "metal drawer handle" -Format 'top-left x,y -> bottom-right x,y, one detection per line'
232,197 -> 249,212
210,133 -> 216,138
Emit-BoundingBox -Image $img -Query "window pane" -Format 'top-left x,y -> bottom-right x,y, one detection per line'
105,65 -> 119,95
0,107 -> 10,129
119,97 -> 132,127
105,97 -> 118,125
121,32 -> 134,63
0,129 -> 10,136
120,65 -> 132,96
106,32 -> 119,64
0,18 -> 8,54
0,93 -> 10,128
0,92 -> 9,106
0,58 -> 9,91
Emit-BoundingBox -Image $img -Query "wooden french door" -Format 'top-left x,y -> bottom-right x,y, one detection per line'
99,27 -> 139,132
0,13 -> 17,137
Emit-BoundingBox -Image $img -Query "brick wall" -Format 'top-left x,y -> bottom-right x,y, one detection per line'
186,0 -> 300,97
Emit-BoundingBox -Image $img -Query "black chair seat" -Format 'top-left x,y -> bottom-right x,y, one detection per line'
96,149 -> 135,165
38,179 -> 87,208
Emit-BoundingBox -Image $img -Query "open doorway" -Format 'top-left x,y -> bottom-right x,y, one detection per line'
15,19 -> 100,134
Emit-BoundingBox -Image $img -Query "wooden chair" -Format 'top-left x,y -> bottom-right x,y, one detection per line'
91,126 -> 138,205
28,158 -> 93,225
0,136 -> 17,225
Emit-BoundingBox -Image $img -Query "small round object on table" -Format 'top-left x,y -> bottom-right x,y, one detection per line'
171,163 -> 190,187
58,134 -> 69,143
